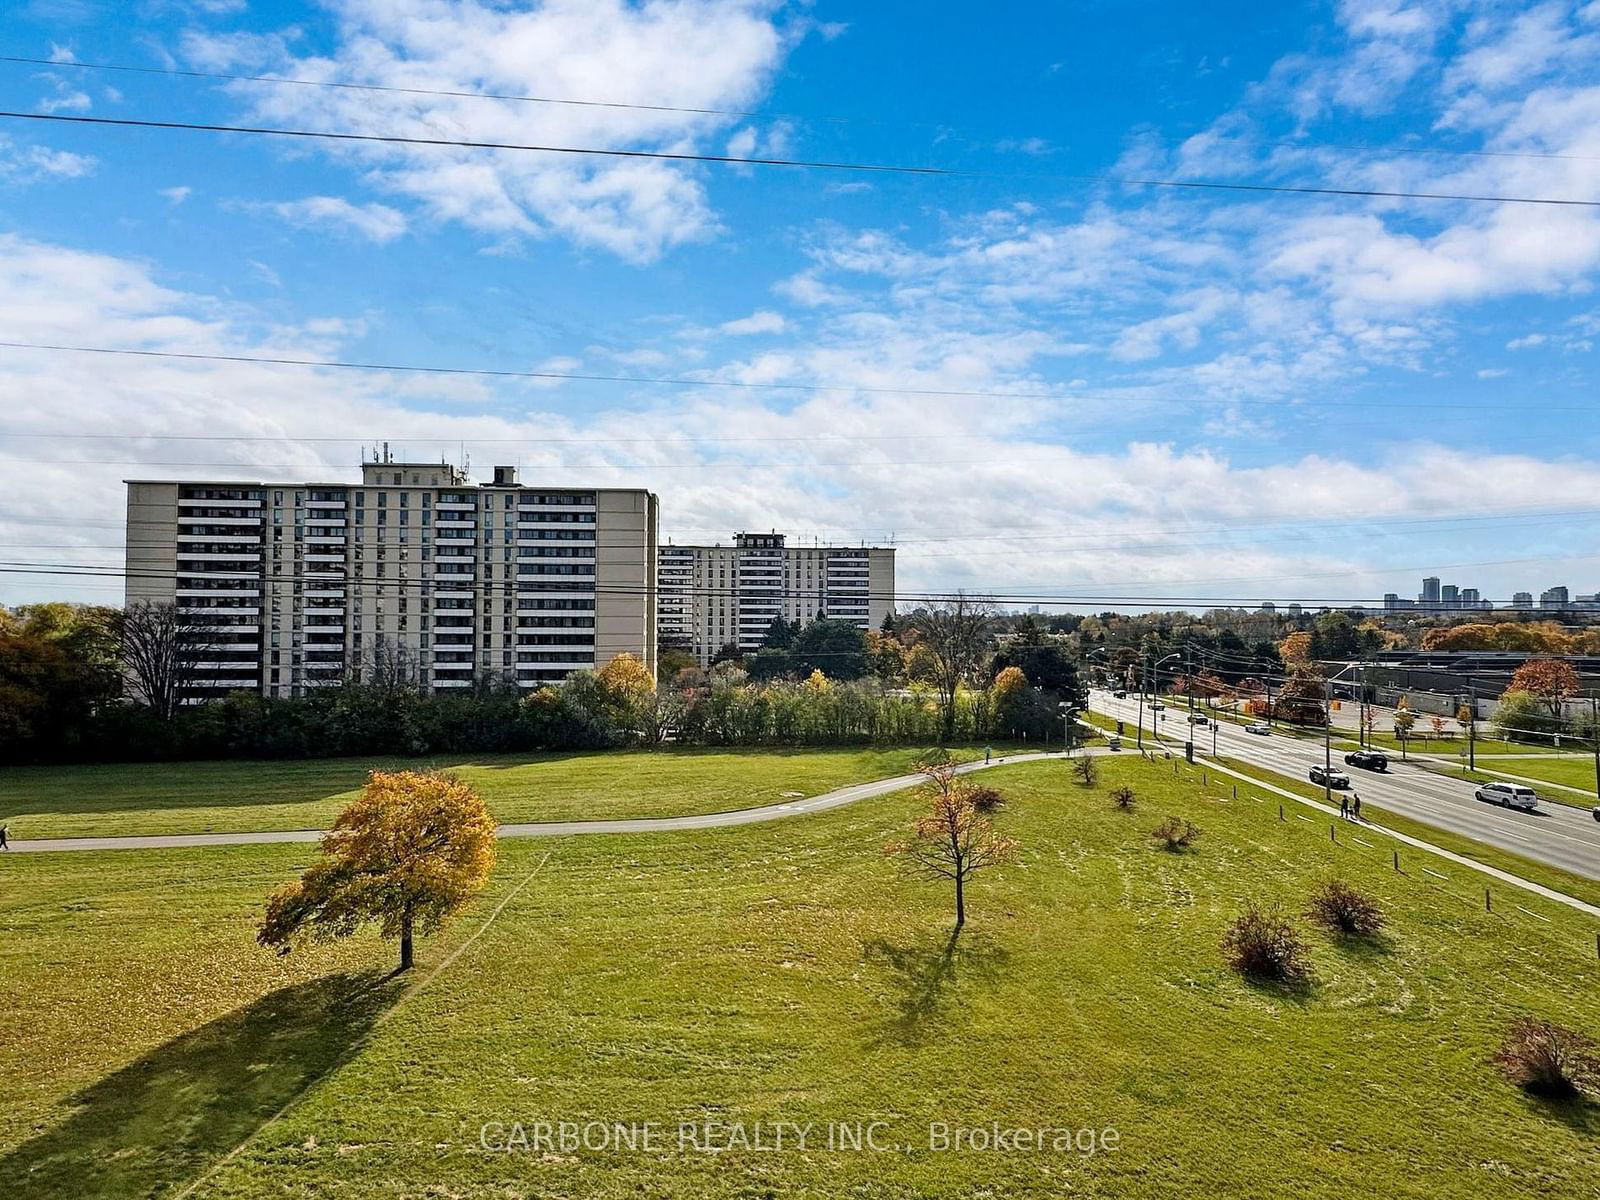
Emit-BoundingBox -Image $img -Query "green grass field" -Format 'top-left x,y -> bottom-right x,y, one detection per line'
1466,755 -> 1600,798
4,755 -> 1598,1198
0,746 -> 989,839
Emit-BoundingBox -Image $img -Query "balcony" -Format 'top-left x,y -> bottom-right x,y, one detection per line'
178,514 -> 261,526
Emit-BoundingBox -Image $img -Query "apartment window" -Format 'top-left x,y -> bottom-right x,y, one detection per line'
378,492 -> 387,508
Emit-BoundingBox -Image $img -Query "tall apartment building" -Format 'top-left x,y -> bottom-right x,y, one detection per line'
657,531 -> 895,665
125,456 -> 658,699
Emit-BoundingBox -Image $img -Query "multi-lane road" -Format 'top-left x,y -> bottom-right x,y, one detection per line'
1089,690 -> 1600,881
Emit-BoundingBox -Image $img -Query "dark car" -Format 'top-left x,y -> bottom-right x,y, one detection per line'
1310,765 -> 1352,789
1344,750 -> 1389,772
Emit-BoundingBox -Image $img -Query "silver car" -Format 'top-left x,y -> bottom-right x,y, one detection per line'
1474,782 -> 1540,812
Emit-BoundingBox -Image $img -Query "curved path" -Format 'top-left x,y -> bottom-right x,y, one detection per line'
5,751 -> 1072,854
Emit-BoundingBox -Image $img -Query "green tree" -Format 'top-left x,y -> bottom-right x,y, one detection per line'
792,616 -> 868,680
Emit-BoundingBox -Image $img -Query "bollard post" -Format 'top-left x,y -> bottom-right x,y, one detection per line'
1330,825 -> 1336,844
1485,888 -> 1492,913
1232,784 -> 1237,800
1279,803 -> 1285,822
1393,850 -> 1400,872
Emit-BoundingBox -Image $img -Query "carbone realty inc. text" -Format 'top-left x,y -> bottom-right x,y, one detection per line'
479,1120 -> 1122,1155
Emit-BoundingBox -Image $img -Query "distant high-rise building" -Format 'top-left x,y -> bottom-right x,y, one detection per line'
1441,584 -> 1459,607
1512,591 -> 1533,608
1420,577 -> 1441,607
658,532 -> 895,665
1540,585 -> 1570,609
126,458 -> 659,699
1383,593 -> 1415,611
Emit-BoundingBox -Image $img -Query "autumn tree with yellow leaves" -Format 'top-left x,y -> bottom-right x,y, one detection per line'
258,770 -> 497,971
885,760 -> 1018,927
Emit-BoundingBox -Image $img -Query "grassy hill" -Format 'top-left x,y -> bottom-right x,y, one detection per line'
0,745 -> 984,839
3,755 -> 1597,1198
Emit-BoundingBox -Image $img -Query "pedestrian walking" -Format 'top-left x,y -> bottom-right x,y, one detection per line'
1339,793 -> 1350,819
0,823 -> 9,850
1352,793 -> 1362,822
984,746 -> 991,764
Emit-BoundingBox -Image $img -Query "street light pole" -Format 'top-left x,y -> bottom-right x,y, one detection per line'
1468,680 -> 1477,772
1324,675 -> 1333,805
1136,654 -> 1147,750
1591,695 -> 1598,809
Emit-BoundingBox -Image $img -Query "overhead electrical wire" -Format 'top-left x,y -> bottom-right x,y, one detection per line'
6,557 -> 1599,611
6,53 -> 1595,165
5,110 -> 1600,208
0,340 -> 1591,412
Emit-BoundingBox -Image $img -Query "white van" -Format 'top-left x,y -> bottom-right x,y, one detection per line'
1473,782 -> 1540,812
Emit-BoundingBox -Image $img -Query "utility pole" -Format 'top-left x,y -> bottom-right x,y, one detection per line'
1591,695 -> 1598,809
1136,655 -> 1146,750
1323,674 -> 1333,804
1468,680 -> 1476,771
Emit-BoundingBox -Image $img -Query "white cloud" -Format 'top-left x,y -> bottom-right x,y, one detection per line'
266,196 -> 409,243
160,185 -> 192,205
37,88 -> 91,114
1507,332 -> 1548,349
3,233 -> 1600,607
183,0 -> 801,263
1476,366 -> 1509,377
719,309 -> 786,336
0,137 -> 95,182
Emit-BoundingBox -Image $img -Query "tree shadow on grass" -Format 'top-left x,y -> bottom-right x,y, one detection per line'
1523,1090 -> 1600,1135
4,969 -> 402,1200
1325,929 -> 1398,960
861,927 -> 1010,1047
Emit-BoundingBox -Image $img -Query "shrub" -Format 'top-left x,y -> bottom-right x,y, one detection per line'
1151,815 -> 1201,851
1221,905 -> 1312,984
1306,879 -> 1385,936
1110,785 -> 1137,811
966,784 -> 1005,813
1073,755 -> 1098,787
1494,1017 -> 1600,1099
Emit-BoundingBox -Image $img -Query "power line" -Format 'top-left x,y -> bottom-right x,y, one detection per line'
9,54 -> 1595,166
8,504 -> 1600,549
6,109 -> 1600,207
0,54 -> 789,121
12,510 -> 1600,560
6,557 -> 1600,611
0,340 -> 1591,412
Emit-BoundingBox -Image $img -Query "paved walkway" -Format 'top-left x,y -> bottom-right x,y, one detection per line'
5,751 -> 1072,854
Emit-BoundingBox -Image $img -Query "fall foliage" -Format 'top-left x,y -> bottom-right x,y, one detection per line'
1278,631 -> 1313,665
259,770 -> 497,971
884,760 -> 1018,927
1504,657 -> 1581,719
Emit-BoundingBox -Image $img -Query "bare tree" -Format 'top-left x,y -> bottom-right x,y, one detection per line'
884,761 -> 1017,927
910,593 -> 994,743
364,636 -> 423,691
118,601 -> 213,719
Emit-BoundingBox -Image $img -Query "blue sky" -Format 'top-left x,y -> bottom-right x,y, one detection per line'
1,0 -> 1598,609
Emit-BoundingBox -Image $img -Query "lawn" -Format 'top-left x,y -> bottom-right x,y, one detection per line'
0,746 -> 986,840
1465,755 -> 1600,798
4,754 -> 1598,1199
1339,731 -> 1569,757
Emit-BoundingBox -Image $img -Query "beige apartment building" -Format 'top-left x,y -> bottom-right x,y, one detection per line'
126,456 -> 657,698
658,531 -> 895,664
